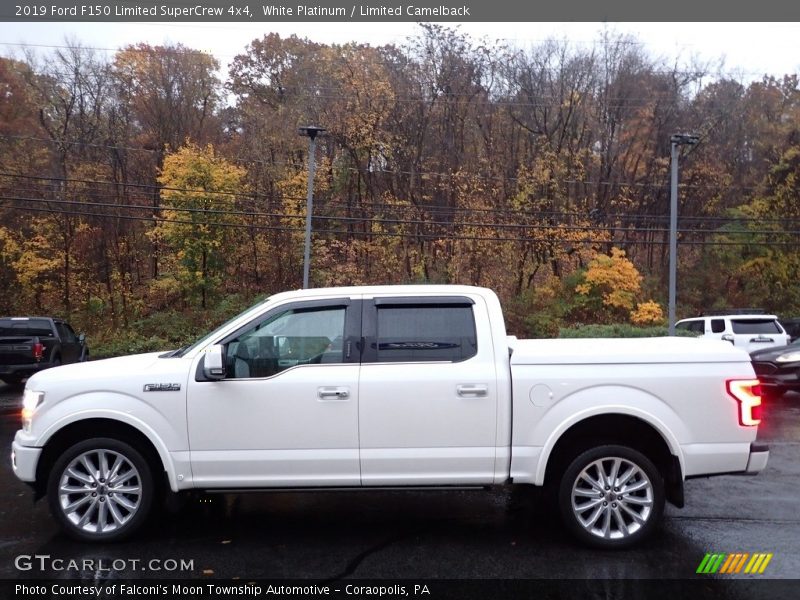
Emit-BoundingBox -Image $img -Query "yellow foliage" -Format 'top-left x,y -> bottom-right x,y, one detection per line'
150,142 -> 248,306
13,235 -> 61,288
576,247 -> 642,311
0,226 -> 20,257
630,300 -> 665,326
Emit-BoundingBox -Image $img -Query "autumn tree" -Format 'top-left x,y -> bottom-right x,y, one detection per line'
711,145 -> 800,314
572,247 -> 663,324
150,143 -> 247,308
111,43 -> 222,282
15,42 -> 113,317
112,43 -> 220,158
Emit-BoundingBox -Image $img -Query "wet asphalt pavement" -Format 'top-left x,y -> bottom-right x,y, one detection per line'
0,383 -> 798,596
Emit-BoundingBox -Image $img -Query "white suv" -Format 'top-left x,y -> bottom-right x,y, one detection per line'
676,313 -> 790,352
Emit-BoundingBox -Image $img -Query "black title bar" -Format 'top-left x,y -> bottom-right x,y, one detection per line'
3,0 -> 800,22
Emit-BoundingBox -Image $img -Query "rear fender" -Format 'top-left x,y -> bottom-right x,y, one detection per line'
521,385 -> 687,486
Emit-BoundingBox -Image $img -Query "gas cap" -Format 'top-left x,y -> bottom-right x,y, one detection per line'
530,384 -> 555,407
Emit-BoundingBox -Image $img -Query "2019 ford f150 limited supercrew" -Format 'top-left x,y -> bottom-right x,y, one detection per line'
11,286 -> 769,547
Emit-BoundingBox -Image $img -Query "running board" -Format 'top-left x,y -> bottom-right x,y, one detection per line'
203,485 -> 491,494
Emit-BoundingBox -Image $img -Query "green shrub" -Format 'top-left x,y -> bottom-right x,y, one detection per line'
88,292 -> 270,359
91,335 -> 167,359
558,324 -> 699,338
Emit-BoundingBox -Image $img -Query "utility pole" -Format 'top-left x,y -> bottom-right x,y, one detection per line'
299,126 -> 326,289
668,133 -> 700,335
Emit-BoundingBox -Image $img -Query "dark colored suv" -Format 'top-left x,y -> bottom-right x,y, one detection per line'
0,317 -> 88,385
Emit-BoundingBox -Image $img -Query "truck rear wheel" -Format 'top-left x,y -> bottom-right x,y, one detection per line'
47,438 -> 154,542
558,445 -> 664,549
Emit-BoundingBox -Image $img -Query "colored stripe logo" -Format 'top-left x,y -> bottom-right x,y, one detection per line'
696,553 -> 773,574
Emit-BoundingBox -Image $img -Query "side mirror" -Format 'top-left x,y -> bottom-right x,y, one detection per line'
721,334 -> 735,344
78,333 -> 86,343
203,344 -> 226,380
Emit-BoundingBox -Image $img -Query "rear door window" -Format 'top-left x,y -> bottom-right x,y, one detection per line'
374,304 -> 477,363
710,319 -> 726,333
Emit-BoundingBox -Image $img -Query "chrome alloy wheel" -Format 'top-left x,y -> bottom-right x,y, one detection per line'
57,449 -> 142,534
570,456 -> 654,540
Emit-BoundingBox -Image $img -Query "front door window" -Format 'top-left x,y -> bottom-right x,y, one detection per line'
225,307 -> 346,378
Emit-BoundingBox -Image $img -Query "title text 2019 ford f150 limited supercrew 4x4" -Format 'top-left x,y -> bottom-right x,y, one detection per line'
11,286 -> 769,548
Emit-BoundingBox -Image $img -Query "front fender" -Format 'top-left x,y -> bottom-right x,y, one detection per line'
31,391 -> 189,492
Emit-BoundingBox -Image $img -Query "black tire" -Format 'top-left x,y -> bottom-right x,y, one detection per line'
47,437 -> 154,542
558,445 -> 664,549
1,376 -> 24,387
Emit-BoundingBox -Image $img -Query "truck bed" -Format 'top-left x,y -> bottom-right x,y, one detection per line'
509,336 -> 747,365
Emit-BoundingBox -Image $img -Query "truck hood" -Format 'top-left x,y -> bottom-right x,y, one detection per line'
510,337 -> 750,365
25,351 -> 177,391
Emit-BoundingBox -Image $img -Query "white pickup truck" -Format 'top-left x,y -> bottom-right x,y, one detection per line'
11,285 -> 769,548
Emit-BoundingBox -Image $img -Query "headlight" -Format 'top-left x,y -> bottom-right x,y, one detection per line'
21,390 -> 44,432
776,352 -> 800,363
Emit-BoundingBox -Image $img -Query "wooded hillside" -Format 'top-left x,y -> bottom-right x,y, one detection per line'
1,26 -> 798,350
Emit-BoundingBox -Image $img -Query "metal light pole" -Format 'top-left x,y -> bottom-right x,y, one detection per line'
299,126 -> 325,289
668,133 -> 699,335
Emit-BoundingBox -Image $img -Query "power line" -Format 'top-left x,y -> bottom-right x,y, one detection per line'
0,151 -> 771,196
0,198 -> 303,234
0,201 -> 729,246
0,41 -> 216,57
0,170 -> 295,202
3,185 -> 791,227
0,196 -> 800,245
4,172 -> 799,225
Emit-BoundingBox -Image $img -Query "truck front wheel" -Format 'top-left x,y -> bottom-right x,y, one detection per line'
558,445 -> 664,549
47,438 -> 154,542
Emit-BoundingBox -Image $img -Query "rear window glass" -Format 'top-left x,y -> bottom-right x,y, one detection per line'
688,321 -> 705,333
0,319 -> 53,337
375,305 -> 477,362
731,319 -> 781,334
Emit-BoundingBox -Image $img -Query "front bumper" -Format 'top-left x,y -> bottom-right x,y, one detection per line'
744,443 -> 769,475
11,433 -> 41,482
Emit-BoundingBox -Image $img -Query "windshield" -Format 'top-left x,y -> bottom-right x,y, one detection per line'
171,297 -> 272,358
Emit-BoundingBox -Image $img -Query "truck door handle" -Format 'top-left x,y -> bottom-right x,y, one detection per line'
317,387 -> 350,401
457,384 -> 489,398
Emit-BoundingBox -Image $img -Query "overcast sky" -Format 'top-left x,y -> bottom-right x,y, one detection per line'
2,22 -> 800,82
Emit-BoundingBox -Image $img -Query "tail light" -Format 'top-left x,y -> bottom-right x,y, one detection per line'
32,342 -> 44,361
726,379 -> 762,426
